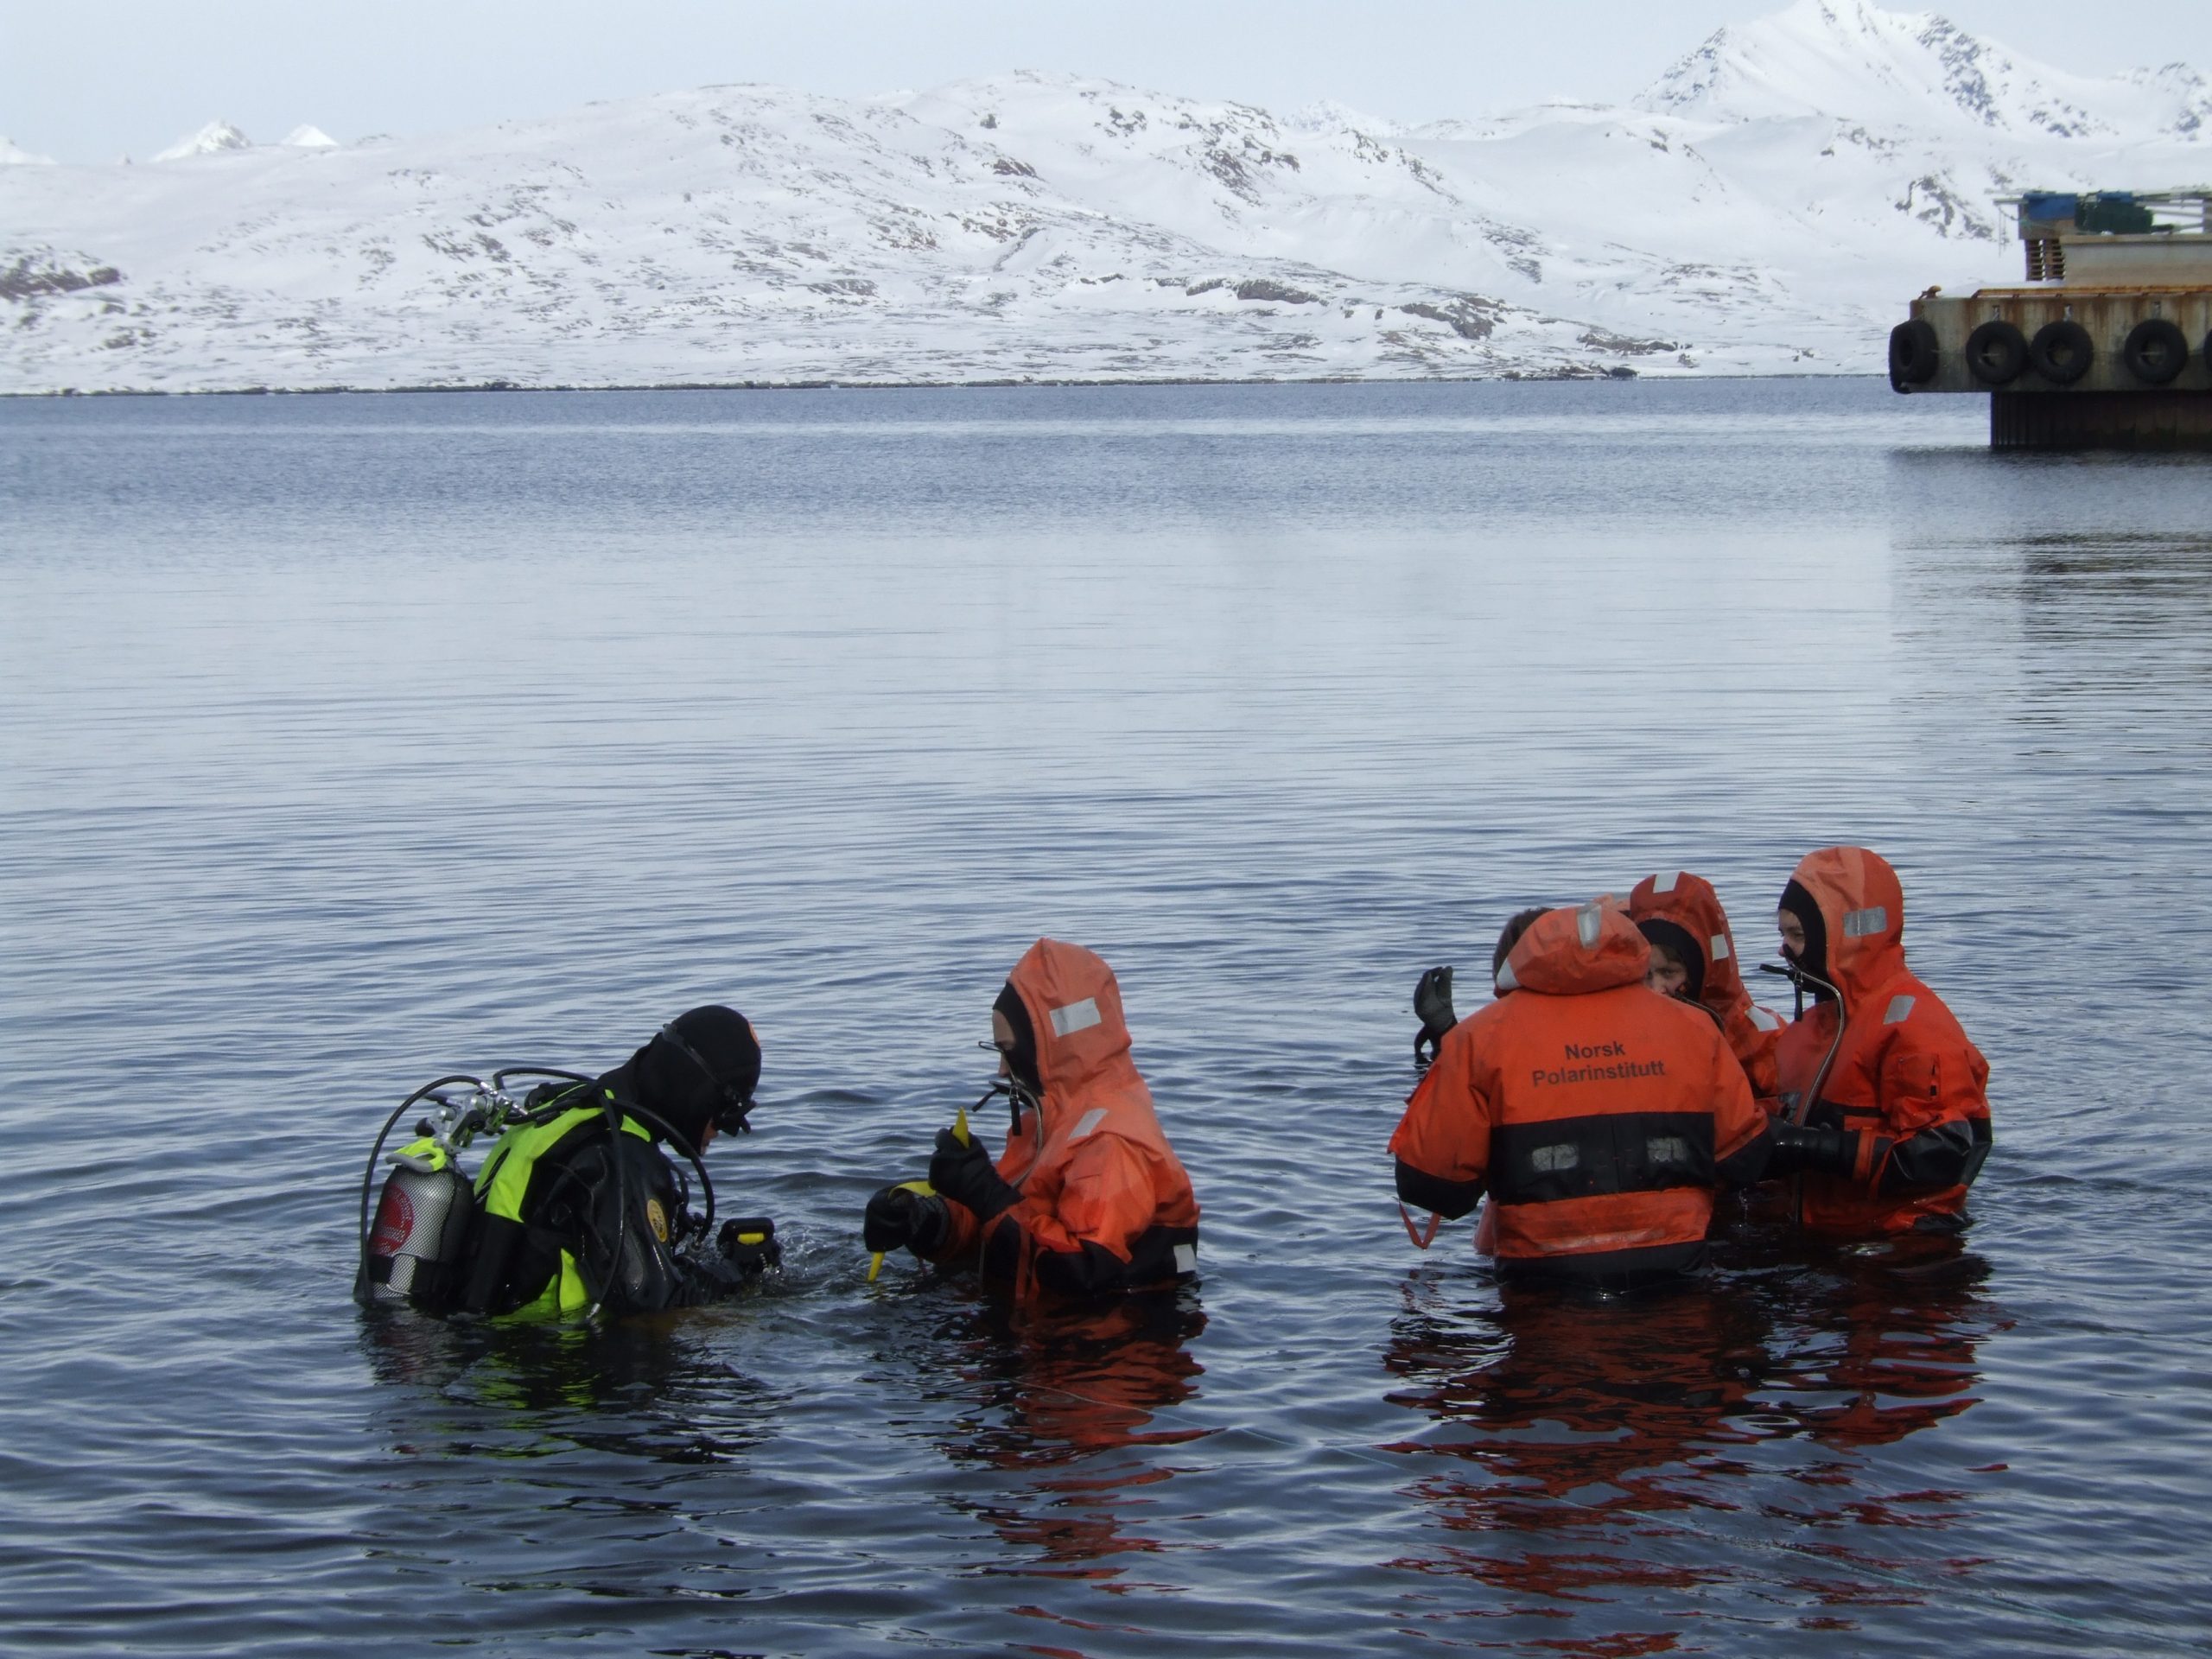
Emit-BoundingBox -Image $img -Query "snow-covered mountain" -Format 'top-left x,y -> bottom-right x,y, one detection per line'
2,137 -> 54,166
1644,0 -> 2210,139
152,120 -> 255,162
0,0 -> 2202,392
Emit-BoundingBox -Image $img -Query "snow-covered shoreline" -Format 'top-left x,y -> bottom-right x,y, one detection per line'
3,0 -> 2202,396
0,370 -> 1725,398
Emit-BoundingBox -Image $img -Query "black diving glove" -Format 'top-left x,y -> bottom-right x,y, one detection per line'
863,1185 -> 950,1255
1414,964 -> 1458,1067
716,1216 -> 783,1272
1767,1121 -> 1861,1179
928,1128 -> 1021,1222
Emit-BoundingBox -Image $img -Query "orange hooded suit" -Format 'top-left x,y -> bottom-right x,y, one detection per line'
1389,899 -> 1774,1284
1627,870 -> 1786,1102
1774,848 -> 1993,1237
925,939 -> 1200,1296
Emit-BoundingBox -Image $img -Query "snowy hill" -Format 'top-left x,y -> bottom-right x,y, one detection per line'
152,120 -> 254,162
1643,0 -> 2210,139
0,0 -> 2202,392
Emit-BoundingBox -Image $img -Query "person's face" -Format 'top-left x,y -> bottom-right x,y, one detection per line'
1647,956 -> 1690,997
696,1122 -> 718,1150
990,1009 -> 1016,1079
1777,909 -> 1808,959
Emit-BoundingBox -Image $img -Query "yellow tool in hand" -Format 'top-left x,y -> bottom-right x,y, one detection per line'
866,1108 -> 972,1282
867,1178 -> 939,1283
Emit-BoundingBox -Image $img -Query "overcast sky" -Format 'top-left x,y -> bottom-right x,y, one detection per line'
4,0 -> 2209,162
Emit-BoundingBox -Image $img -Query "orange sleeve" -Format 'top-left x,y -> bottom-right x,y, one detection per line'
1388,1024 -> 1492,1193
925,1136 -> 1157,1268
1735,1022 -> 1781,1102
1710,1027 -> 1768,1165
1878,1012 -> 1991,1138
1021,1135 -> 1155,1263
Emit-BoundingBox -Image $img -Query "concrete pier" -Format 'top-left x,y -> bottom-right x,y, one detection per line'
1891,190 -> 2212,451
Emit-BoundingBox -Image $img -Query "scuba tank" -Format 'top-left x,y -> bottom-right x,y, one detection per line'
358,1145 -> 476,1309
353,1070 -> 587,1313
353,1067 -> 734,1318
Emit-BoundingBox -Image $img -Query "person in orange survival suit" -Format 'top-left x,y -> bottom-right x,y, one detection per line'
863,939 -> 1201,1297
1628,870 -> 1787,1103
1390,899 -> 1777,1288
1764,847 -> 1993,1237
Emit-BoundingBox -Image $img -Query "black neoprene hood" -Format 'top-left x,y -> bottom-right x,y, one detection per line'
630,1006 -> 762,1151
1778,880 -> 1830,987
991,981 -> 1042,1093
1636,917 -> 1707,1001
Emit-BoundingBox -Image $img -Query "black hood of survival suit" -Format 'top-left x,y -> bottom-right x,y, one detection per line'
1778,880 -> 1834,1000
606,1006 -> 761,1154
1635,917 -> 1707,1001
993,980 -> 1042,1095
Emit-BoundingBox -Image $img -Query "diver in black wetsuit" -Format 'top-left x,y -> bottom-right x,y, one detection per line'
456,1006 -> 779,1318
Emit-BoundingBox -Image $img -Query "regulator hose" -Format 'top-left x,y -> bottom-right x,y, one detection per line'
595,1092 -> 626,1320
1757,960 -> 1849,1122
573,1091 -> 723,1319
491,1066 -> 594,1097
1757,958 -> 1853,1235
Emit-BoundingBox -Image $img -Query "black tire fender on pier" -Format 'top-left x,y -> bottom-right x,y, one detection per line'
1964,320 -> 2030,386
1888,318 -> 1940,391
2029,320 -> 2094,385
2122,318 -> 2190,385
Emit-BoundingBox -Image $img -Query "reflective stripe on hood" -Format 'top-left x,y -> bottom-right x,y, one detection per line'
1005,938 -> 1145,1118
1496,899 -> 1650,997
1630,870 -> 1745,1015
1629,868 -> 1782,1098
1785,846 -> 1908,1009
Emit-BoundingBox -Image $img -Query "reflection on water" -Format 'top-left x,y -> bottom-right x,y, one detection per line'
361,1310 -> 784,1465
1382,1242 -> 1999,1644
906,1290 -> 1210,1582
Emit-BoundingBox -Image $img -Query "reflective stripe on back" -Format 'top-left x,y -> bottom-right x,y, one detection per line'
1491,1112 -> 1716,1205
1575,901 -> 1604,948
1843,906 -> 1889,938
1709,933 -> 1731,961
1885,994 -> 1916,1025
1069,1107 -> 1108,1142
1653,871 -> 1681,893
1748,1004 -> 1783,1032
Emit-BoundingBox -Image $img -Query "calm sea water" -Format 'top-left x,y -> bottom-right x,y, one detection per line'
3,379 -> 2209,1656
